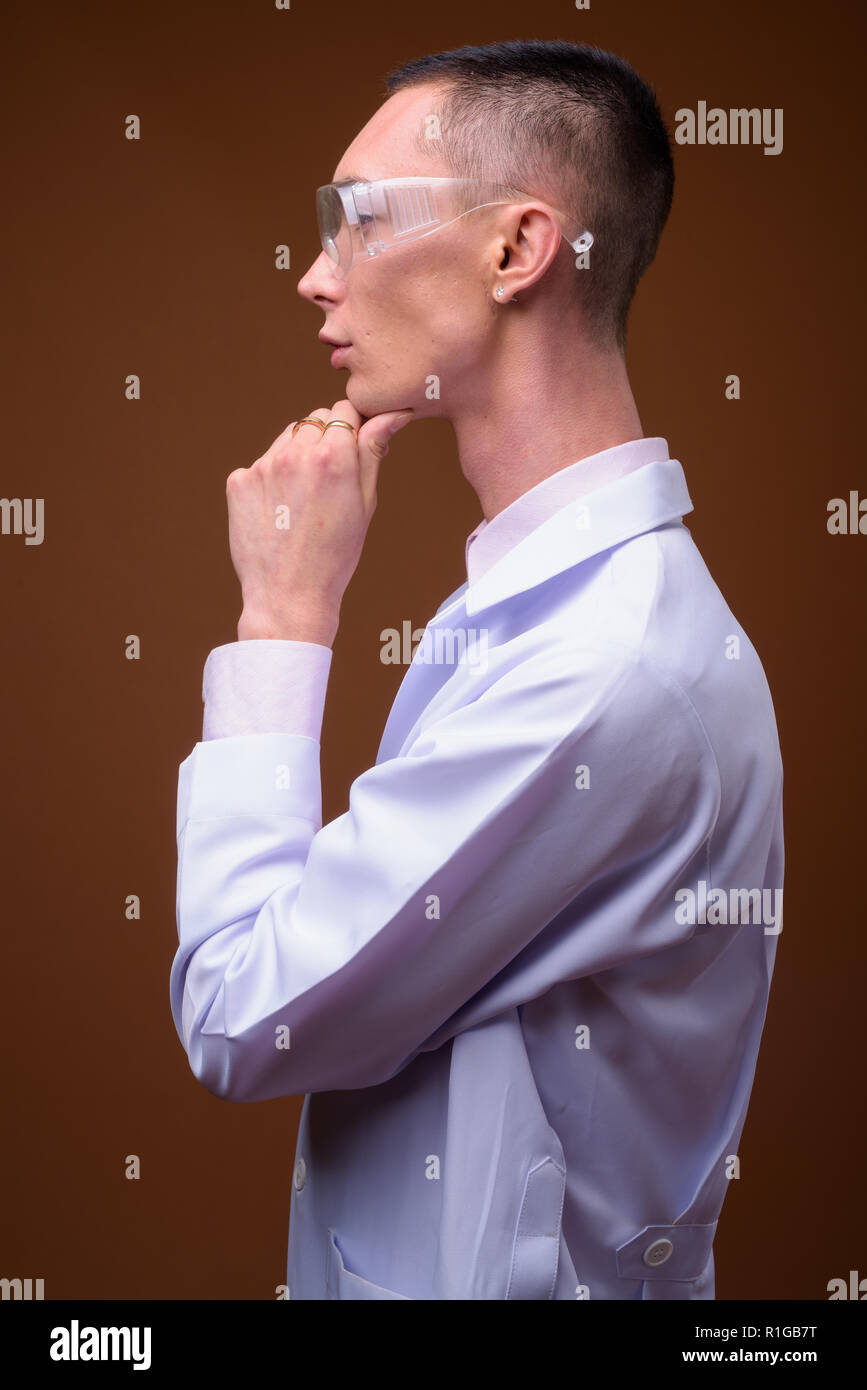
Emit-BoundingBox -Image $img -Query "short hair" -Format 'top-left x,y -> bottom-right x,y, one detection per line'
383,40 -> 675,353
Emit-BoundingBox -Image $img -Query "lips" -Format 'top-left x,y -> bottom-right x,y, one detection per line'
318,329 -> 352,368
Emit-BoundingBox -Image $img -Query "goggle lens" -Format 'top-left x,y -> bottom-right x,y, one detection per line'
316,185 -> 347,271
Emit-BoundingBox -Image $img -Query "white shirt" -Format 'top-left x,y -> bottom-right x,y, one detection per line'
170,436 -> 784,1299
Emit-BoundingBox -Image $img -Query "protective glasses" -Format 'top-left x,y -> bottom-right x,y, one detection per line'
315,176 -> 594,279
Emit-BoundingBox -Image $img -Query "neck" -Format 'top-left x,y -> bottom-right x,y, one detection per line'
452,310 -> 644,523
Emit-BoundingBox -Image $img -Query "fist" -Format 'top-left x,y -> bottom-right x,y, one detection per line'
226,399 -> 413,644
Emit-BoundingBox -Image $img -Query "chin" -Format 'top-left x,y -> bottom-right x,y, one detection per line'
346,377 -> 397,420
344,375 -> 367,412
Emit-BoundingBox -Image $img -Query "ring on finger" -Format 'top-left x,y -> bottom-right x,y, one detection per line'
291,417 -> 327,438
322,420 -> 358,439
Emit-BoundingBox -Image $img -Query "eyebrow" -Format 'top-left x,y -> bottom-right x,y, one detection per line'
332,171 -> 368,184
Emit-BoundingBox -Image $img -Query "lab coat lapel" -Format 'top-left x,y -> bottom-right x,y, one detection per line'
375,588 -> 472,762
376,458 -> 694,760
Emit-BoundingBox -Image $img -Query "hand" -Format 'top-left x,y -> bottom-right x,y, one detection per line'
226,399 -> 413,645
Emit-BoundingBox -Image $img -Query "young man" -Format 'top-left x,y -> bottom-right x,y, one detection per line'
170,41 -> 784,1300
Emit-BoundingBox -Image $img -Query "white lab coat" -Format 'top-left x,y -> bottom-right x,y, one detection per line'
170,455 -> 783,1299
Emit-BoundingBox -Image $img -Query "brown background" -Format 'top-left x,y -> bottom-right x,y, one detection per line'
1,0 -> 863,1299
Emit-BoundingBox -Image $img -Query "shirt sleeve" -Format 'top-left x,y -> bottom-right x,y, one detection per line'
202,640 -> 333,741
170,642 -> 720,1101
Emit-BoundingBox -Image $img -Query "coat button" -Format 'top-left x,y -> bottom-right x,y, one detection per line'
293,1157 -> 306,1191
642,1237 -> 673,1267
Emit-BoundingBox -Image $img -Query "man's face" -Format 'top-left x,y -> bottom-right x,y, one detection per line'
296,84 -> 502,420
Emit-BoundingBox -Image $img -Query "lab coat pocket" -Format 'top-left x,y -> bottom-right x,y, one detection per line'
505,1156 -> 567,1300
615,1220 -> 717,1300
326,1227 -> 411,1301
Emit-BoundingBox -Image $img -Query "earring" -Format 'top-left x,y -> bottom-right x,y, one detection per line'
495,286 -> 505,298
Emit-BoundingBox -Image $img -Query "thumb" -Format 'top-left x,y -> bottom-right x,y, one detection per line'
356,409 -> 414,491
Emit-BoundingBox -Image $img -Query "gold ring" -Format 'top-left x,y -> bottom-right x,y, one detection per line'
323,420 -> 358,439
292,418 -> 327,437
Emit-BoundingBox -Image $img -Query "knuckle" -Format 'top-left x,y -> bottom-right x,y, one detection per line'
317,438 -> 343,466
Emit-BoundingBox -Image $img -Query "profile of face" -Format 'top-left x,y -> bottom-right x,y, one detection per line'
296,84 -> 564,422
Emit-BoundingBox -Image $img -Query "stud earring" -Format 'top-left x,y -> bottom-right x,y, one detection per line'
495,286 -> 505,298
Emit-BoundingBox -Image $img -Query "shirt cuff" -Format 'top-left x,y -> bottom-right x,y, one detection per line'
202,640 -> 333,742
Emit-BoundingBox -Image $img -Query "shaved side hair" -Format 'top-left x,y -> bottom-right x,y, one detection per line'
384,40 -> 675,354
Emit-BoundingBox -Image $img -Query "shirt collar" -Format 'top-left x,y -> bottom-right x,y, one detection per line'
464,437 -> 671,586
439,438 -> 693,620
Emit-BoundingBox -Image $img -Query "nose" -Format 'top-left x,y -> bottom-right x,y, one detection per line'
297,250 -> 346,306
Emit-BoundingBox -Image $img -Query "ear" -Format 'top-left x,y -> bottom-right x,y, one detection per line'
494,204 -> 562,297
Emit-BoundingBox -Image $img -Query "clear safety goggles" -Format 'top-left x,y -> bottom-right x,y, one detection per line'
315,176 -> 594,279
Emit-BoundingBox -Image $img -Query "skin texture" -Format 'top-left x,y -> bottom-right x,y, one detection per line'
230,81 -> 644,645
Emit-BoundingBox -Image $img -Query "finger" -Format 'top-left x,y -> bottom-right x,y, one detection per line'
266,408 -> 331,458
273,401 -> 359,456
314,399 -> 363,453
325,399 -> 362,429
287,408 -> 331,447
356,410 -> 414,503
309,400 -> 364,458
